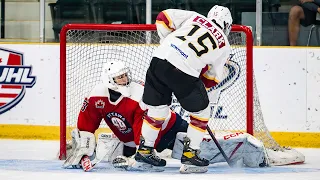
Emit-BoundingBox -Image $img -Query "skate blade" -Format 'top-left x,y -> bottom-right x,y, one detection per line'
126,161 -> 164,172
179,164 -> 208,174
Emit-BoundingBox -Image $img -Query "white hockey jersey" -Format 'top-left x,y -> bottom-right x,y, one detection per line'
154,9 -> 231,82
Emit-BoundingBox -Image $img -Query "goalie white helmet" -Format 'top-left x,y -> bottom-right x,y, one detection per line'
207,5 -> 233,36
101,61 -> 131,97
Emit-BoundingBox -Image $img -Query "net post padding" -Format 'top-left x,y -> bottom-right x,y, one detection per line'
59,24 -> 304,165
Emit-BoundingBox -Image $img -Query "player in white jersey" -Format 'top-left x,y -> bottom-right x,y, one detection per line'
135,5 -> 233,173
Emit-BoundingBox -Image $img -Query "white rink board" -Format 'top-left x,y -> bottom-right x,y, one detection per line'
0,44 -> 320,132
0,44 -> 60,125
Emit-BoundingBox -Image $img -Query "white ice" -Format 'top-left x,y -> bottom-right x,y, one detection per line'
0,139 -> 319,180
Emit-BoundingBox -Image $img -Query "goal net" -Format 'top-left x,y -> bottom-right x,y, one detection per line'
59,24 -> 304,166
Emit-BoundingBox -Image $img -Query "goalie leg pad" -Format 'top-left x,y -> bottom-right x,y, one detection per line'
91,132 -> 123,165
63,129 -> 96,168
172,132 -> 268,168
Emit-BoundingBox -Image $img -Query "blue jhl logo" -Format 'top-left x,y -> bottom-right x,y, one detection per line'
0,66 -> 35,86
0,47 -> 36,114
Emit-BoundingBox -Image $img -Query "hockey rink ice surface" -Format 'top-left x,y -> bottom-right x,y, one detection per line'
0,140 -> 320,180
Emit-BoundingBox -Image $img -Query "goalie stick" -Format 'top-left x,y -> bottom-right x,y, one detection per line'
206,125 -> 232,166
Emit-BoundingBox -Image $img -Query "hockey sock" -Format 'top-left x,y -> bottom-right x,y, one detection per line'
187,114 -> 209,149
141,115 -> 165,147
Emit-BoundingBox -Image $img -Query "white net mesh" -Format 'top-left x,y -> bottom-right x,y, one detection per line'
61,25 -> 304,165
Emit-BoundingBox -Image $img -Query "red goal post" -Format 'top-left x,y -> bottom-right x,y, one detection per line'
59,24 -> 304,166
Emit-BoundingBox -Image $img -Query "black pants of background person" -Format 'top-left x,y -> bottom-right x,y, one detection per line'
300,2 -> 318,26
288,1 -> 319,46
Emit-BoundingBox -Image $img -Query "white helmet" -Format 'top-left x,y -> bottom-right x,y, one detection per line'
207,5 -> 233,36
101,61 -> 131,97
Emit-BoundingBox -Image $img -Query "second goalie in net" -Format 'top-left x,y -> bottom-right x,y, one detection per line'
62,60 -> 268,173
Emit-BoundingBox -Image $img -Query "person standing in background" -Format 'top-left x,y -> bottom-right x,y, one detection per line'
288,0 -> 320,46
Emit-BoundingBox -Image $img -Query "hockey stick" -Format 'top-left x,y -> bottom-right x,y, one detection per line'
206,125 -> 232,166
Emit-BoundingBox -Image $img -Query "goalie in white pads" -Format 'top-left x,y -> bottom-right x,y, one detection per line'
62,60 -> 184,172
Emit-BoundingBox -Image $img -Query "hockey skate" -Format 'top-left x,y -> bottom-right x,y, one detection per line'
179,137 -> 209,174
134,137 -> 166,168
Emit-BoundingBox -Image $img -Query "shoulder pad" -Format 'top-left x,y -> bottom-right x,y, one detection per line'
88,83 -> 109,98
129,82 -> 144,102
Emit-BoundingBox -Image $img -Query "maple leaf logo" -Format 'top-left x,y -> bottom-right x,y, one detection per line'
95,99 -> 105,109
